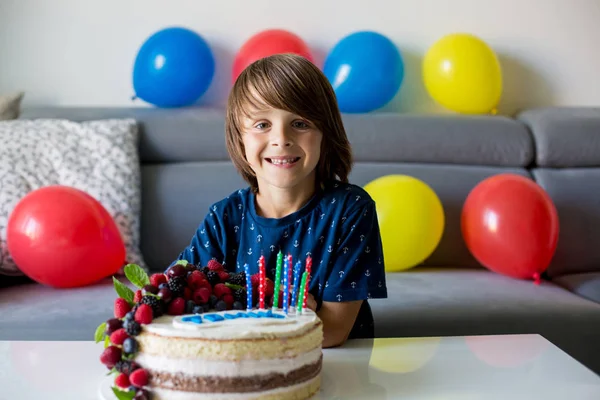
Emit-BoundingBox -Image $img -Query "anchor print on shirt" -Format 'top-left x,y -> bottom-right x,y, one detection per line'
365,269 -> 371,277
360,234 -> 365,242
283,231 -> 289,238
351,282 -> 357,288
212,205 -> 217,212
247,248 -> 253,255
296,219 -> 302,225
307,227 -> 312,234
238,204 -> 242,210
270,245 -> 276,252
294,240 -> 300,248
365,247 -> 371,254
319,236 -> 325,244
234,226 -> 239,233
331,198 -> 336,204
343,247 -> 349,254
338,271 -> 345,278
250,223 -> 255,231
355,195 -> 361,202
257,234 -> 263,243
336,294 -> 342,302
320,213 -> 325,220
341,216 -> 347,223
190,246 -> 195,253
327,245 -> 333,253
200,228 -> 206,234
204,241 -> 210,248
306,251 -> 312,257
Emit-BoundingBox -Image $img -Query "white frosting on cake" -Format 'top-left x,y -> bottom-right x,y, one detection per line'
143,308 -> 319,340
135,347 -> 322,377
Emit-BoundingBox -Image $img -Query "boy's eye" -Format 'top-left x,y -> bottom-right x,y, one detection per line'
254,122 -> 269,129
292,120 -> 310,129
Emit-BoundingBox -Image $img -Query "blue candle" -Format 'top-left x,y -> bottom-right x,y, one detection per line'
291,261 -> 302,309
244,263 -> 252,310
282,256 -> 290,314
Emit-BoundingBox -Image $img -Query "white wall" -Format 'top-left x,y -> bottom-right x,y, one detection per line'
1,0 -> 599,115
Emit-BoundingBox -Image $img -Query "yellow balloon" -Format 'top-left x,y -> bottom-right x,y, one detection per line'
423,33 -> 502,114
369,337 -> 441,373
364,175 -> 444,271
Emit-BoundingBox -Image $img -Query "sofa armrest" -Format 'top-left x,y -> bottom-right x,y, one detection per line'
553,272 -> 600,305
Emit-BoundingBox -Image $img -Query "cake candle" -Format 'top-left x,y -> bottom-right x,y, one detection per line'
258,255 -> 266,309
244,263 -> 252,310
273,250 -> 283,309
282,256 -> 290,314
297,271 -> 308,313
303,256 -> 312,309
291,260 -> 302,309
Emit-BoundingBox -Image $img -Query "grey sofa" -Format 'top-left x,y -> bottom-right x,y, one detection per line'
2,106 -> 600,374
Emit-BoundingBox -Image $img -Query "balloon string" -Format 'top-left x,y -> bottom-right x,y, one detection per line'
533,272 -> 541,285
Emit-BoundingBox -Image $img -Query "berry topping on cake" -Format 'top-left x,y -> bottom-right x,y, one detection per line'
233,301 -> 244,310
214,300 -> 227,312
250,273 -> 261,287
187,270 -> 207,290
222,294 -> 234,310
140,295 -> 163,318
134,304 -> 153,325
115,373 -> 130,389
133,289 -> 143,303
150,273 -> 167,287
115,360 -> 140,375
168,297 -> 186,315
217,271 -> 230,282
100,346 -> 122,369
142,284 -> 158,296
123,337 -> 139,355
193,287 -> 211,305
114,298 -> 132,319
227,272 -> 246,286
167,276 -> 186,297
213,283 -> 231,299
105,318 -> 123,336
109,328 -> 129,346
207,259 -> 224,272
124,320 -> 142,336
129,368 -> 149,388
133,389 -> 151,400
157,287 -> 173,302
206,271 -> 220,286
167,264 -> 187,279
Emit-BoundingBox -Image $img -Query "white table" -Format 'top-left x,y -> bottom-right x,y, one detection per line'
1,334 -> 599,399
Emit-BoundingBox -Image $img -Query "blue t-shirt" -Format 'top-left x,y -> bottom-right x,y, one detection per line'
172,180 -> 388,337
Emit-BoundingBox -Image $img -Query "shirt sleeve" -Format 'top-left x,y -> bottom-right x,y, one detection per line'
322,200 -> 388,302
167,207 -> 227,271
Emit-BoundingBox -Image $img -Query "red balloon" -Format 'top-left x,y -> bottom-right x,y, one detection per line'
232,29 -> 314,82
461,174 -> 559,281
7,185 -> 126,288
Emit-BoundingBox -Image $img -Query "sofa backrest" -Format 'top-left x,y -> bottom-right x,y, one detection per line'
19,107 -> 537,272
518,107 -> 600,278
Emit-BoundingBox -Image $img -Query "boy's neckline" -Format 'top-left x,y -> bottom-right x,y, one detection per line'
248,187 -> 324,228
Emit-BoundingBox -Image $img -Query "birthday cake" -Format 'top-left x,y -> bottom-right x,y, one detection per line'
96,256 -> 322,400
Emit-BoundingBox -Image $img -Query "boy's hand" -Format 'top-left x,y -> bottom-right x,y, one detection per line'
305,292 -> 318,312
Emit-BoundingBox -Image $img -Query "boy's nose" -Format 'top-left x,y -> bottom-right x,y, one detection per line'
271,127 -> 293,147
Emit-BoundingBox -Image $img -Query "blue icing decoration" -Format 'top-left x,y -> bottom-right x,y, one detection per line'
224,314 -> 236,320
204,314 -> 225,322
246,312 -> 259,318
181,315 -> 203,324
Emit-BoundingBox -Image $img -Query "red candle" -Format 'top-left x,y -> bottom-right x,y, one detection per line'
258,255 -> 266,309
303,255 -> 312,309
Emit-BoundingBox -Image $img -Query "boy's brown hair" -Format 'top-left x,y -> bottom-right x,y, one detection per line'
225,53 -> 353,192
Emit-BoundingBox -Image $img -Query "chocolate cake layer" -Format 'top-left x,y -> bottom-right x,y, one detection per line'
148,356 -> 322,393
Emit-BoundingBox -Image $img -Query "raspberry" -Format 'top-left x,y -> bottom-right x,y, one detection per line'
110,328 -> 129,346
168,297 -> 186,315
183,287 -> 192,301
193,288 -> 211,305
187,271 -> 207,290
140,295 -> 163,318
250,273 -> 261,287
114,298 -> 132,319
196,279 -> 212,292
129,368 -> 149,388
206,271 -> 220,286
213,283 -> 231,299
134,304 -> 153,325
265,278 -> 274,297
133,290 -> 143,303
150,273 -> 167,287
222,294 -> 234,309
218,271 -> 230,282
115,360 -> 139,375
207,259 -> 224,272
115,373 -> 130,389
100,346 -> 122,369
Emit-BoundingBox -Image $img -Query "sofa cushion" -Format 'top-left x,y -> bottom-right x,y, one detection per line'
531,168 -> 600,277
518,107 -> 600,167
0,119 -> 145,276
0,92 -> 24,120
552,272 -> 600,304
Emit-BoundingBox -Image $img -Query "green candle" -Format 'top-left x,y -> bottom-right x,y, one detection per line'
273,250 -> 283,309
297,271 -> 308,313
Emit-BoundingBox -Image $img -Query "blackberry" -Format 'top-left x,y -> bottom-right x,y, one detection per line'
201,266 -> 210,275
125,320 -> 141,336
206,271 -> 220,286
233,288 -> 246,305
115,360 -> 139,375
167,276 -> 186,297
228,272 -> 246,287
140,295 -> 163,318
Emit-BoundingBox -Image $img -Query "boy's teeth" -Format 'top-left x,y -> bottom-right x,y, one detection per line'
271,158 -> 296,165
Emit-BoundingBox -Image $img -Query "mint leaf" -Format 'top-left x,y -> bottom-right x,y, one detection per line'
104,335 -> 110,348
124,263 -> 150,289
106,367 -> 118,376
113,277 -> 134,306
175,259 -> 189,266
112,387 -> 135,400
225,283 -> 243,291
94,322 -> 106,343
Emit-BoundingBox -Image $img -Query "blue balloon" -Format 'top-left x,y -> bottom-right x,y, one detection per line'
324,31 -> 404,113
133,27 -> 215,108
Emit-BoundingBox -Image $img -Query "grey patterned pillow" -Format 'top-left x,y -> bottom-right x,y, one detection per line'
0,118 -> 146,276
0,92 -> 24,121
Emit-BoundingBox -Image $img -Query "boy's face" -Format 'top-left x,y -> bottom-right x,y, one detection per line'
240,104 -> 322,194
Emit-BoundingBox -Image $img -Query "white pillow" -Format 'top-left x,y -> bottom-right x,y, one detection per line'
0,118 -> 146,276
